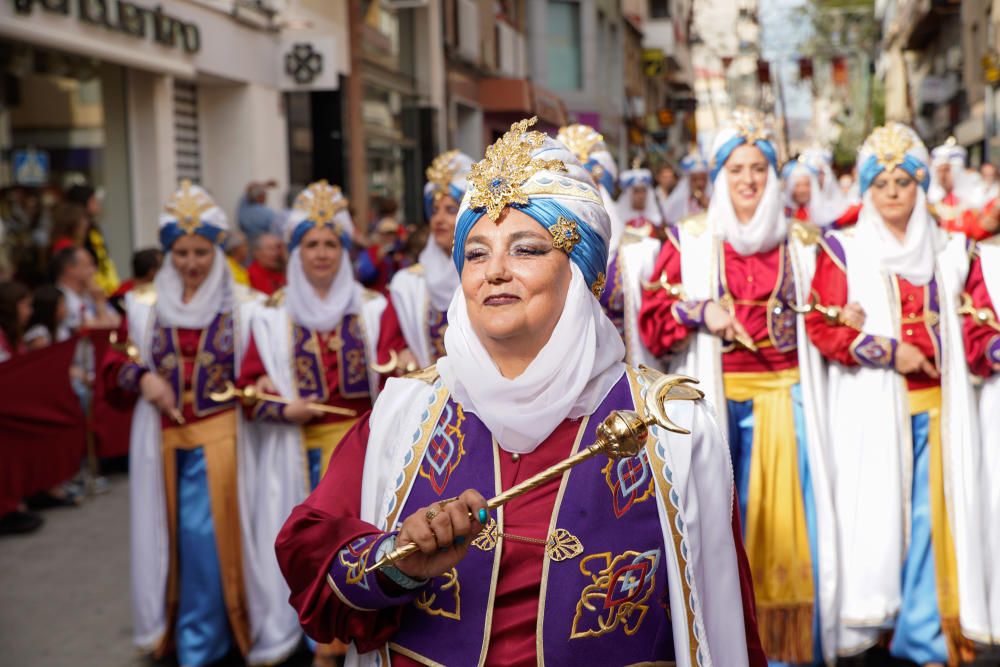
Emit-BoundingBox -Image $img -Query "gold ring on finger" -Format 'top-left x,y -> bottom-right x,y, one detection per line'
425,507 -> 440,523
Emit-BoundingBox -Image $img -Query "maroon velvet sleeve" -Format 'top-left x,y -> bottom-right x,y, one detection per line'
376,296 -> 408,366
99,318 -> 142,409
637,240 -> 694,357
731,498 -> 767,667
963,256 -> 1000,378
805,247 -> 862,367
274,414 -> 406,649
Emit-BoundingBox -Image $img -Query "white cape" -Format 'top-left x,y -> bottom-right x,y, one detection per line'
976,242 -> 1000,643
387,267 -> 439,369
825,227 -> 989,652
616,234 -> 665,370
666,221 -> 839,665
126,289 -> 261,658
239,290 -> 386,664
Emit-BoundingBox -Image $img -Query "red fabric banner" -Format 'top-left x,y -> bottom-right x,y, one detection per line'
0,337 -> 86,514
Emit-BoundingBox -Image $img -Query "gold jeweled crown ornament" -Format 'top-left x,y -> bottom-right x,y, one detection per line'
866,123 -> 916,174
730,107 -> 771,145
425,150 -> 461,200
294,180 -> 349,233
165,179 -> 215,235
556,124 -> 604,164
467,116 -> 568,222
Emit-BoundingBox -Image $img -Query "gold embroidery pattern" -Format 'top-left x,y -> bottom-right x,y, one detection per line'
165,179 -> 215,235
550,215 -> 581,254
570,550 -> 661,639
630,368 -> 703,665
380,381 -> 451,531
414,567 -> 461,621
295,356 -> 321,394
467,116 -> 567,222
338,535 -> 377,589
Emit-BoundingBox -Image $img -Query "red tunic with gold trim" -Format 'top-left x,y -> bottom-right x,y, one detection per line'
638,225 -> 800,372
962,254 -> 1000,378
374,297 -> 447,368
275,405 -> 767,667
934,191 -> 989,241
805,233 -> 941,391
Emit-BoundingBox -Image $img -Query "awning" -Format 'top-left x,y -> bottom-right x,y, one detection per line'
478,78 -> 568,127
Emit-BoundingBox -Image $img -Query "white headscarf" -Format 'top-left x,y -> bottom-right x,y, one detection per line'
782,160 -> 823,222
438,264 -> 625,454
616,168 -> 663,227
442,118 -> 625,454
418,237 -> 459,312
800,147 -> 851,223
708,125 -> 787,255
855,124 -> 940,286
928,138 -> 984,207
154,182 -> 233,328
661,152 -> 711,225
422,151 -> 473,312
284,181 -> 362,331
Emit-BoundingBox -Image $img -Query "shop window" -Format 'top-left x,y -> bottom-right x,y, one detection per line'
650,0 -> 671,19
173,80 -> 201,184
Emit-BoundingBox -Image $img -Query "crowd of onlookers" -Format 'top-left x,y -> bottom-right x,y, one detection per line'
0,178 -> 430,536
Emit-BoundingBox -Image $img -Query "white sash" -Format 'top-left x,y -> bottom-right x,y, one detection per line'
618,235 -> 665,370
387,268 -> 433,368
977,243 -> 1000,642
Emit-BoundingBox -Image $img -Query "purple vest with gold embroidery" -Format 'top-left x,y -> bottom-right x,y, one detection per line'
291,313 -> 371,400
151,311 -> 236,416
334,375 -> 677,665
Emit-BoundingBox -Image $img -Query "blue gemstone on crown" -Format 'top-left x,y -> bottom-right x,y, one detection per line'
490,178 -> 505,189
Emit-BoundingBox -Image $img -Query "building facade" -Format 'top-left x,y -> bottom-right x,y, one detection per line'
0,0 -> 348,269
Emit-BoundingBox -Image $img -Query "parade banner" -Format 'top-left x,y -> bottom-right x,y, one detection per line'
0,337 -> 86,514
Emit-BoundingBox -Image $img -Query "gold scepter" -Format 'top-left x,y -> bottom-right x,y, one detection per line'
639,277 -> 758,352
364,373 -> 704,574
208,381 -> 358,417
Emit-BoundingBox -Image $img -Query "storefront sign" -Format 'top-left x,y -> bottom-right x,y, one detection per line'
13,148 -> 49,186
12,0 -> 201,54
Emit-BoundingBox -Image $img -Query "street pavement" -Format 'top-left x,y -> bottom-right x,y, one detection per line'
0,474 -> 141,667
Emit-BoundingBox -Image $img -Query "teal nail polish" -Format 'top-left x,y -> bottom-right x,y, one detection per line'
478,508 -> 488,524
454,536 -> 465,546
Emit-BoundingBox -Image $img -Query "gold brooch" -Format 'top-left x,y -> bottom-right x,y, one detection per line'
731,107 -> 770,145
425,149 -> 460,201
866,123 -> 915,173
591,272 -> 607,298
165,179 -> 215,235
556,124 -> 604,163
294,180 -> 348,233
467,116 -> 567,222
550,215 -> 581,254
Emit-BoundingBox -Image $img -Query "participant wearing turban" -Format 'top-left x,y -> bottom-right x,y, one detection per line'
639,109 -> 838,665
616,167 -> 663,235
660,151 -> 711,226
808,123 -> 989,663
276,117 -> 767,667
